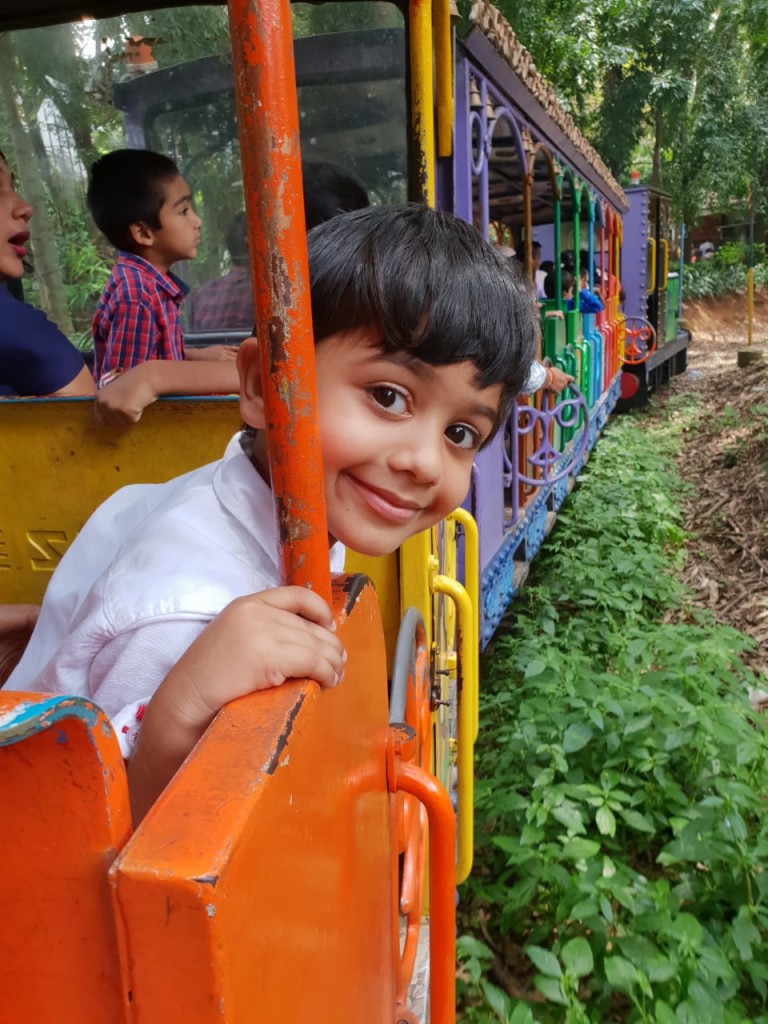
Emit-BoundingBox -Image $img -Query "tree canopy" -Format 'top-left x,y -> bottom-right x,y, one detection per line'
478,0 -> 768,227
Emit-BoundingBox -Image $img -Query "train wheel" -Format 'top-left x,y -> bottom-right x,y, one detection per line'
389,607 -> 432,1016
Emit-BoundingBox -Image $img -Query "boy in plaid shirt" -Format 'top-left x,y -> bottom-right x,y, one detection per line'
88,149 -> 236,384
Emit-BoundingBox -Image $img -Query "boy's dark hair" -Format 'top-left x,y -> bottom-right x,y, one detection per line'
87,149 -> 180,251
307,204 -> 537,415
226,211 -> 249,266
227,165 -> 368,265
531,240 -> 541,252
544,269 -> 574,299
302,161 -> 370,231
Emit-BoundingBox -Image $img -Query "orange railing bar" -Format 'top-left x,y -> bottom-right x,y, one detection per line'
229,0 -> 331,602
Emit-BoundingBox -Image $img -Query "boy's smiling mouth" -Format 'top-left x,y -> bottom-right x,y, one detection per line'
344,474 -> 425,524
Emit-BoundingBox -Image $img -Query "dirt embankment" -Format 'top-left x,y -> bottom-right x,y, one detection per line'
657,297 -> 768,679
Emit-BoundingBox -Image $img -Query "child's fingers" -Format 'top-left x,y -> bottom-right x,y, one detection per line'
244,587 -> 336,630
246,622 -> 345,690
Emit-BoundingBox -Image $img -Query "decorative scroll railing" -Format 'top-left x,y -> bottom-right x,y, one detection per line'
503,386 -> 590,527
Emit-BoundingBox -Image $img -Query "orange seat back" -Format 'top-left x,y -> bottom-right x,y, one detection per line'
1,577 -> 409,1022
0,691 -> 132,1022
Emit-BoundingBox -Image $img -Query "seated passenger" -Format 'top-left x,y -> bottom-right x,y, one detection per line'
8,204 -> 538,819
577,268 -> 605,314
496,245 -> 573,395
532,241 -> 547,299
186,162 -> 370,334
87,149 -> 236,384
543,268 -> 574,307
0,150 -> 94,398
186,210 -> 252,332
97,163 -> 371,427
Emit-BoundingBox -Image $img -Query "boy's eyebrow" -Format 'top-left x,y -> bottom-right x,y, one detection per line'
172,194 -> 193,208
466,400 -> 500,424
366,347 -> 499,423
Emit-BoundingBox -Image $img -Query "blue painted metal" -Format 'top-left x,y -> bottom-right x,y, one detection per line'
0,694 -> 116,747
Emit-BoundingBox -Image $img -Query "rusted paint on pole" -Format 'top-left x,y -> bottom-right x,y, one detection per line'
227,0 -> 331,602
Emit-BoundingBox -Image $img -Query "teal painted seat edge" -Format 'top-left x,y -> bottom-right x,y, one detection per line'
0,693 -> 116,748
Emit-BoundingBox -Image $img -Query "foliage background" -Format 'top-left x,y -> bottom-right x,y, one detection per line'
458,410 -> 768,1023
459,0 -> 768,248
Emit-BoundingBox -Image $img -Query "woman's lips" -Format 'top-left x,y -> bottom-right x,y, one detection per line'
8,232 -> 29,259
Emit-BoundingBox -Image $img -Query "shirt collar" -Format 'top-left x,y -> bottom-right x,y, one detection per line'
212,433 -> 345,575
116,251 -> 189,298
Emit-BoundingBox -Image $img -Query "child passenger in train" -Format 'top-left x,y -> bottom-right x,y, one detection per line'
8,204 -> 538,821
0,150 -> 95,398
577,267 -> 605,314
91,160 -> 371,427
87,149 -> 237,385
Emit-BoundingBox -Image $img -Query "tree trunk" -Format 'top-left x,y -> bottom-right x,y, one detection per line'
651,103 -> 663,190
0,33 -> 75,338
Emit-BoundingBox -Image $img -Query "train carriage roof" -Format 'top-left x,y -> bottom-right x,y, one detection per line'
0,0 -> 207,30
464,0 -> 627,213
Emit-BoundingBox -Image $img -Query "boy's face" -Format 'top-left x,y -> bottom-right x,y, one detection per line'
139,175 -> 201,272
0,159 -> 32,282
239,330 -> 503,558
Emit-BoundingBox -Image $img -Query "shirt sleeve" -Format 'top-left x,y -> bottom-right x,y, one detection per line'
1,299 -> 86,396
87,618 -> 211,758
579,289 -> 605,314
101,297 -> 162,379
522,360 -> 547,394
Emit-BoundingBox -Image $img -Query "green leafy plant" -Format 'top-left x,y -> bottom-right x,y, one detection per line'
461,412 -> 768,1023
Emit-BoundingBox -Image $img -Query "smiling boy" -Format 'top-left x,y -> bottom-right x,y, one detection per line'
9,204 -> 538,813
88,149 -> 234,383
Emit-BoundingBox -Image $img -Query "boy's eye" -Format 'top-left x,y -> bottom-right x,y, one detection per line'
370,386 -> 408,414
445,423 -> 481,450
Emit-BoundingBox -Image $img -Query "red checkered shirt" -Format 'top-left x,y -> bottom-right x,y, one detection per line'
186,266 -> 254,332
92,253 -> 187,383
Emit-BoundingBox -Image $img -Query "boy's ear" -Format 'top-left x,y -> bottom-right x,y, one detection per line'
237,336 -> 266,429
128,220 -> 156,248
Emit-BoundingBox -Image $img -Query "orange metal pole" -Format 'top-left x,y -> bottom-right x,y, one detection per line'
395,760 -> 456,1024
227,0 -> 331,602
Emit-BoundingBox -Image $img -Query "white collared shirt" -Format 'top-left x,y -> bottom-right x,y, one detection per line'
9,434 -> 345,755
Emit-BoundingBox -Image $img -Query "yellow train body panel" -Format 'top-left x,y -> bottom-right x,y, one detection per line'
1,397 -> 241,603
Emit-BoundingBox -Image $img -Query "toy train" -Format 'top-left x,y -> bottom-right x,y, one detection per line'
0,0 -> 689,1020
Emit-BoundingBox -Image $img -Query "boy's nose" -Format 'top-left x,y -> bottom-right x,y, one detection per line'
388,431 -> 442,484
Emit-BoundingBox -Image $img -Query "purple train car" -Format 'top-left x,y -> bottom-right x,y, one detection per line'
450,0 -> 630,645
619,186 -> 691,410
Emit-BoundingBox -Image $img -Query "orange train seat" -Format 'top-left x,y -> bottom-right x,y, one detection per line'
0,577 -> 456,1023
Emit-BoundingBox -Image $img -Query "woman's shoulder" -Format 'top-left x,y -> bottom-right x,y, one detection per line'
0,290 -> 75,351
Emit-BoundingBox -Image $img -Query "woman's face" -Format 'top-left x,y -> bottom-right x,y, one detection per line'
0,158 -> 32,282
